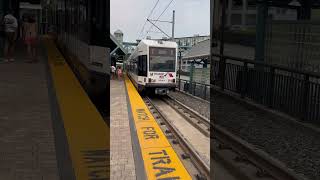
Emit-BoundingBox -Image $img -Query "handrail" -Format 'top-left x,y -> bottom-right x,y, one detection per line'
212,53 -> 320,79
212,53 -> 320,124
179,79 -> 210,87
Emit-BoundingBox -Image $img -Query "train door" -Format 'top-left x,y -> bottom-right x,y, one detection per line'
138,55 -> 148,84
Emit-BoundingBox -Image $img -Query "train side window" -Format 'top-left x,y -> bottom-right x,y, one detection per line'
138,55 -> 147,76
142,55 -> 147,76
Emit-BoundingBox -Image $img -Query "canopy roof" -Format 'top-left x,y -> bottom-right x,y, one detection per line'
183,39 -> 210,60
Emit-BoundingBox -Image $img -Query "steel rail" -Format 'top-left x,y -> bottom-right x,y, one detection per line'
162,96 -> 210,137
213,125 -> 309,180
162,94 -> 306,180
144,97 -> 210,179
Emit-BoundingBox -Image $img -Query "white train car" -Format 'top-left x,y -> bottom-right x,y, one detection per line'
127,39 -> 178,95
49,0 -> 110,100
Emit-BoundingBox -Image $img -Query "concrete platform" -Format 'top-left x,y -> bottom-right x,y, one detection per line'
110,79 -> 136,180
0,43 -> 59,179
0,39 -> 110,180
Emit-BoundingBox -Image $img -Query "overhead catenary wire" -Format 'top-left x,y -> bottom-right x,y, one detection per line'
143,0 -> 175,39
137,0 -> 160,40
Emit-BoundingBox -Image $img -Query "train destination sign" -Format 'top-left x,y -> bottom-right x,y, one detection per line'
150,47 -> 176,57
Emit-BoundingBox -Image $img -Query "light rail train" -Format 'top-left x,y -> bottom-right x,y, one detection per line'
47,0 -> 111,103
126,39 -> 178,95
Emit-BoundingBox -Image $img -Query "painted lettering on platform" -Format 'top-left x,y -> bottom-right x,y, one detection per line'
136,109 -> 150,121
142,127 -> 159,140
53,57 -> 65,66
82,149 -> 109,180
148,150 -> 180,180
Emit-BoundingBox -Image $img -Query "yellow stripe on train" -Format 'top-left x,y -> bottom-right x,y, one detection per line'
125,76 -> 192,180
44,38 -> 110,180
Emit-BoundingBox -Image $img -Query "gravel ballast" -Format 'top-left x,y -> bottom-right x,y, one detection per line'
214,93 -> 320,180
168,91 -> 210,119
169,90 -> 320,180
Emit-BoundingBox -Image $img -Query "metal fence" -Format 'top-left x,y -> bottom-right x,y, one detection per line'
265,20 -> 320,73
213,54 -> 320,124
176,79 -> 210,101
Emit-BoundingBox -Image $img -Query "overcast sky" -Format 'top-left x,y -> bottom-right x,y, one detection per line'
111,0 -> 210,42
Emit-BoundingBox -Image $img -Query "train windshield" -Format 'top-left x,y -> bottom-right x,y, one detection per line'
149,47 -> 176,72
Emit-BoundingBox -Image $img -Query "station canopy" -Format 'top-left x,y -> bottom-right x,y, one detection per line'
109,34 -> 127,56
183,39 -> 210,60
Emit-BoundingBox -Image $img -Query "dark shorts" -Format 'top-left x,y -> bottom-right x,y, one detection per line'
5,32 -> 15,45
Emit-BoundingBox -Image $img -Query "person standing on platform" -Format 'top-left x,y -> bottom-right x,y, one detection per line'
111,65 -> 116,79
20,15 -> 28,44
2,10 -> 18,62
23,15 -> 38,63
117,66 -> 122,80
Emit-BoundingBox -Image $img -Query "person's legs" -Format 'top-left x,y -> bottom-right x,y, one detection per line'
27,43 -> 32,60
4,42 -> 9,61
32,45 -> 37,62
33,38 -> 39,62
4,33 -> 10,61
6,32 -> 15,61
9,40 -> 15,61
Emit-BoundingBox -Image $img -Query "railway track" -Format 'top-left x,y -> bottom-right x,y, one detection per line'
150,94 -> 307,180
213,124 -> 308,180
161,96 -> 210,137
144,96 -> 210,180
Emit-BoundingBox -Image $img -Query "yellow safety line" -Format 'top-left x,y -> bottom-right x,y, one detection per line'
45,39 -> 109,180
125,76 -> 192,180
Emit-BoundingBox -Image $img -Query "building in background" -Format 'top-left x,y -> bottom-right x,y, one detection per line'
155,35 -> 210,56
225,0 -> 297,29
110,30 -> 128,67
172,35 -> 210,47
182,39 -> 210,72
213,0 -> 320,73
218,0 -> 320,30
114,29 -> 123,45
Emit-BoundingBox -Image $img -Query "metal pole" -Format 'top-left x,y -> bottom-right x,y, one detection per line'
172,10 -> 175,41
213,0 -> 221,35
178,50 -> 182,90
0,1 -> 3,58
210,0 -> 213,87
255,0 -> 268,102
189,61 -> 194,94
255,0 -> 268,62
219,0 -> 225,56
219,0 -> 226,90
304,0 -> 312,20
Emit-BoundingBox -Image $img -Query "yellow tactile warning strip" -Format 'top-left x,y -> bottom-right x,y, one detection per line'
45,39 -> 109,180
125,76 -> 192,180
